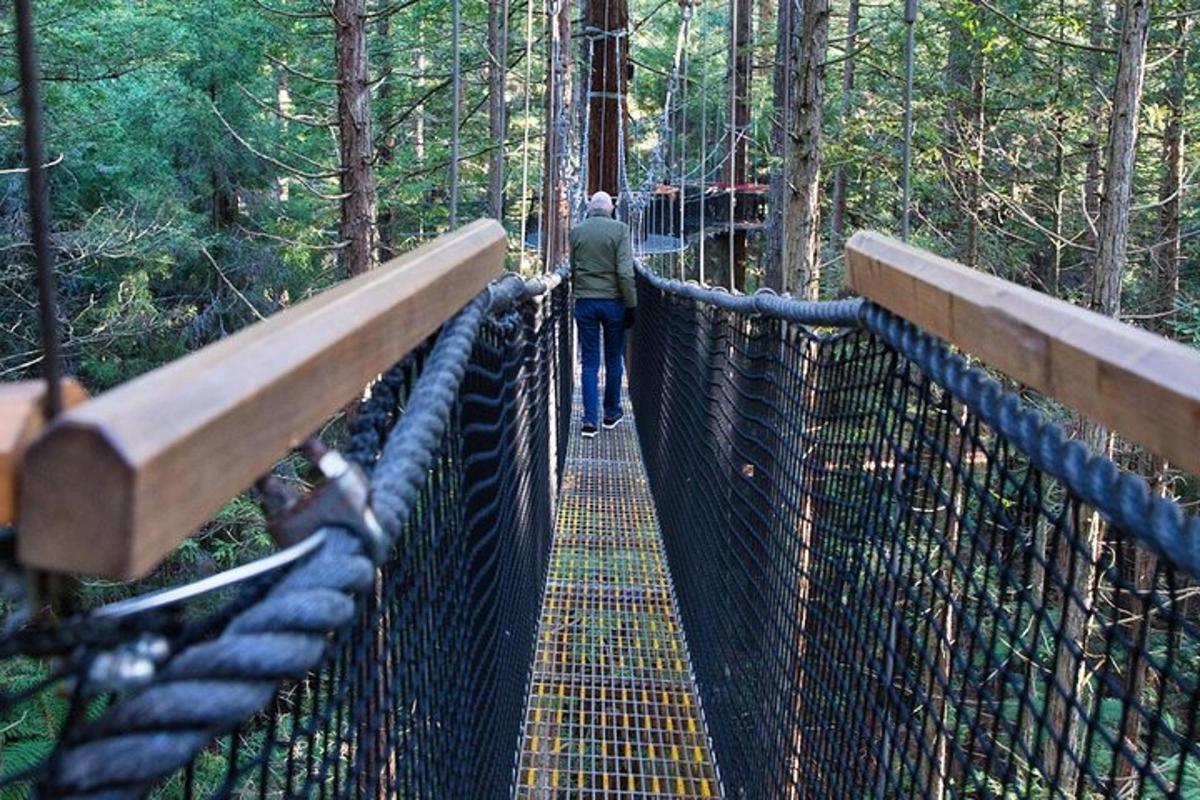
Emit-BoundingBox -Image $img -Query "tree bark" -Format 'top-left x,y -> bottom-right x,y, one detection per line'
1113,17 -> 1185,789
942,0 -> 983,267
487,0 -> 510,220
275,70 -> 292,204
1048,1 -> 1151,790
334,0 -> 378,277
1151,15 -> 1187,331
542,0 -> 572,268
1091,0 -> 1151,317
1082,0 -> 1109,257
587,0 -> 629,197
764,0 -> 795,291
781,0 -> 828,299
724,0 -> 752,290
376,13 -> 396,262
830,0 -> 858,240
210,84 -> 238,228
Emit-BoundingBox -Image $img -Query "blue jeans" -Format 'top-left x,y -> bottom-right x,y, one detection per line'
574,298 -> 626,425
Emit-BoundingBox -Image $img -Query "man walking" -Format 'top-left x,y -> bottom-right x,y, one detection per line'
569,191 -> 637,439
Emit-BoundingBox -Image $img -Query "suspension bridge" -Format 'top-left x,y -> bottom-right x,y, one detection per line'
4,0 -> 1200,799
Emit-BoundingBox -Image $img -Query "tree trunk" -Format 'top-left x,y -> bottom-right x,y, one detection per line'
942,0 -> 983,267
782,0 -> 828,299
414,45 -> 426,164
830,0 -> 858,240
725,0 -> 752,290
542,0 -> 572,268
1046,0 -> 1064,296
764,0 -> 795,291
334,0 -> 378,277
1082,0 -> 1108,257
587,0 -> 629,197
1049,1 -> 1151,789
376,14 -> 396,262
1151,15 -> 1187,331
1091,0 -> 1151,317
1114,17 -> 1186,789
488,0 -> 510,221
209,83 -> 238,228
275,70 -> 291,203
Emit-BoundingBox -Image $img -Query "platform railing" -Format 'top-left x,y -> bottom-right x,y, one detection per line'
631,234 -> 1200,799
0,223 -> 573,799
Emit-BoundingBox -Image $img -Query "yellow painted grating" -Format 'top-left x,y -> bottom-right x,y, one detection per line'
515,398 -> 722,799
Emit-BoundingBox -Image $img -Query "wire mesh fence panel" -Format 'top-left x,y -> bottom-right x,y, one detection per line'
630,271 -> 1200,800
0,275 -> 571,799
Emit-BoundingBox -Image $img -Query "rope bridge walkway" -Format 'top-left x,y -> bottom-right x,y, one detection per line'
516,392 -> 719,798
2,228 -> 1200,799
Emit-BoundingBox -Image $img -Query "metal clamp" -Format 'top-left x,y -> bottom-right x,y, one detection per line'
84,634 -> 170,695
263,441 -> 388,564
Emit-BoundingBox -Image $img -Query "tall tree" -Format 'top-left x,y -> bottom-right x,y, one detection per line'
1152,15 -> 1188,332
724,0 -> 753,290
1082,0 -> 1110,255
488,0 -> 510,220
334,0 -> 377,276
830,0 -> 859,240
781,0 -> 828,298
543,0 -> 573,267
1091,0 -> 1152,317
587,0 -> 629,197
943,0 -> 984,267
376,13 -> 396,261
764,0 -> 795,291
1114,15 -> 1188,787
1049,0 -> 1152,789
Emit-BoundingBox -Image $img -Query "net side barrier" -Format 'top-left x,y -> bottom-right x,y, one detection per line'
630,254 -> 1200,799
0,256 -> 573,798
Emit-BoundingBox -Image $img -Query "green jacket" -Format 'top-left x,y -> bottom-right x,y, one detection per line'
568,211 -> 637,308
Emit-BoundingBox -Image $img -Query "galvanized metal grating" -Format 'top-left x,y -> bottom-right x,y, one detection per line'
515,399 -> 722,799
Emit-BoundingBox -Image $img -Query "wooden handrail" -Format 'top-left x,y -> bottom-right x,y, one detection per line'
19,220 -> 506,579
846,231 -> 1200,476
0,379 -> 87,524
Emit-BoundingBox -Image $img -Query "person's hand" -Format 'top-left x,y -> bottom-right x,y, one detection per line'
624,308 -> 636,329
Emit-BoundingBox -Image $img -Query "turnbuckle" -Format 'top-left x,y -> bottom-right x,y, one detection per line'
260,440 -> 388,564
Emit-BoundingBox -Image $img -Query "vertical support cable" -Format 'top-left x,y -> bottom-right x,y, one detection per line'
727,0 -> 737,290
698,65 -> 707,285
677,7 -> 689,279
14,0 -> 62,418
449,0 -> 462,229
901,0 -> 917,241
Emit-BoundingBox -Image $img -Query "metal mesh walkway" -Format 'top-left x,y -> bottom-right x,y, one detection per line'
515,396 -> 722,798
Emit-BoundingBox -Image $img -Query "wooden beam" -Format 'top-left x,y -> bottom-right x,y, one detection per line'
0,379 -> 87,524
846,231 -> 1200,476
19,220 -> 506,579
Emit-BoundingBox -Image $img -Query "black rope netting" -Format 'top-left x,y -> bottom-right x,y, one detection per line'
0,270 -> 572,799
630,268 -> 1200,800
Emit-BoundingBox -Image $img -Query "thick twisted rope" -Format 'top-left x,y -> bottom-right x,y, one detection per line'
42,272 -> 562,799
638,268 -> 1200,578
636,262 -> 864,327
860,302 -> 1200,578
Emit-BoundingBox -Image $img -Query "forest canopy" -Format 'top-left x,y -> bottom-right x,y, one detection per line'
0,0 -> 1195,384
